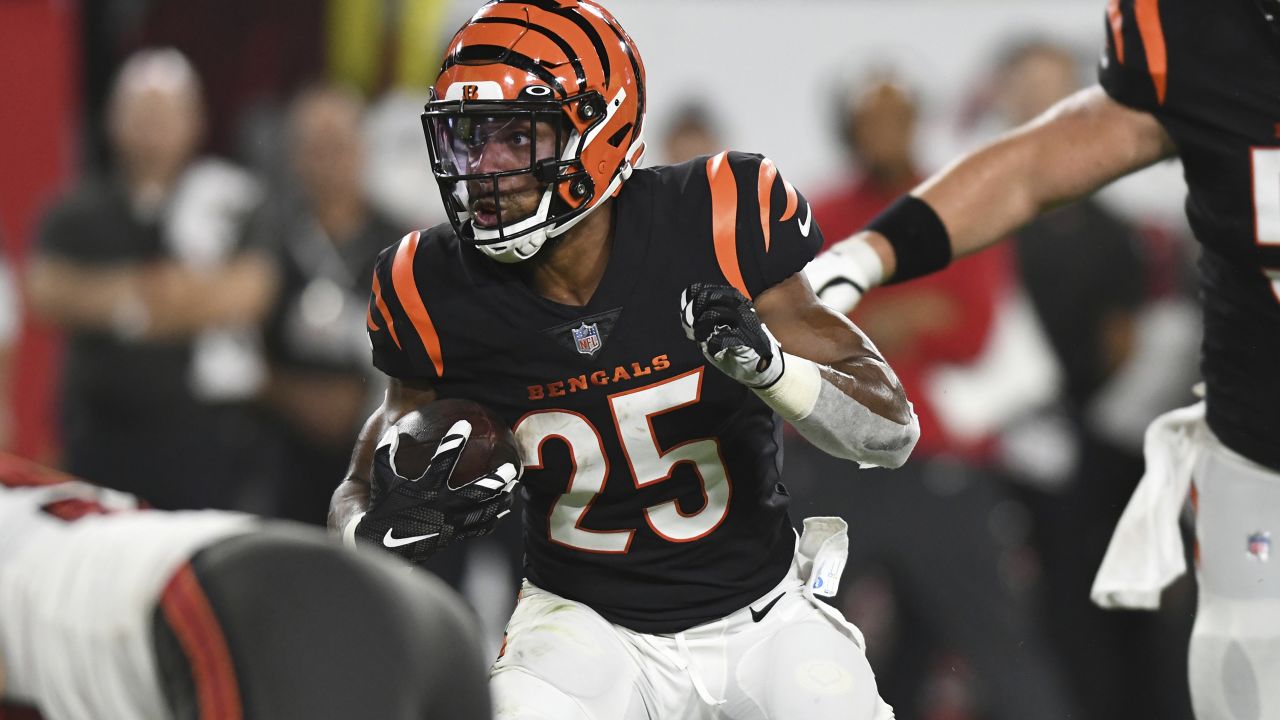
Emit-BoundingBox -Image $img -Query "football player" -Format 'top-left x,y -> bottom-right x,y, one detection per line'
804,1 -> 1280,717
329,1 -> 920,718
0,453 -> 491,720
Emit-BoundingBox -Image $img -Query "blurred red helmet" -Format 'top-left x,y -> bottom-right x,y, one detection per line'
423,0 -> 647,262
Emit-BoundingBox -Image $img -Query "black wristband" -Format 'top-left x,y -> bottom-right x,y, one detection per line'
865,195 -> 952,283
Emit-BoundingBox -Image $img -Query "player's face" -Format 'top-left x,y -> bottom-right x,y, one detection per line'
452,116 -> 560,228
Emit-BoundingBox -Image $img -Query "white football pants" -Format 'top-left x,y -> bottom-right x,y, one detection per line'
1190,433 -> 1280,720
491,519 -> 893,720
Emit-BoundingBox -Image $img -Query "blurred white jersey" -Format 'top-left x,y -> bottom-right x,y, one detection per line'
0,479 -> 253,720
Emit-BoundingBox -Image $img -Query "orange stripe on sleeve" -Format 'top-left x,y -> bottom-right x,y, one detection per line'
1135,0 -> 1167,104
366,305 -> 380,332
706,152 -> 749,298
777,178 -> 798,223
757,158 -> 778,253
371,274 -> 399,348
391,231 -> 445,377
1107,0 -> 1125,64
160,565 -> 243,720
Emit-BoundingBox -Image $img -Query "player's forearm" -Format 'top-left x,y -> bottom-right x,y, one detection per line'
825,87 -> 1176,289
329,477 -> 371,534
757,351 -> 919,468
920,86 -> 1174,259
328,409 -> 386,531
330,379 -> 437,532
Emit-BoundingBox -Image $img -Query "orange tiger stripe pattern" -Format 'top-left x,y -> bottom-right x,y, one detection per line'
1107,0 -> 1126,64
707,152 -> 749,298
778,177 -> 799,223
391,232 -> 445,377
757,158 -> 779,252
1135,0 -> 1168,104
371,273 -> 399,349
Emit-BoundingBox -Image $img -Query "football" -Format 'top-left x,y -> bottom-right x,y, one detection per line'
387,398 -> 521,484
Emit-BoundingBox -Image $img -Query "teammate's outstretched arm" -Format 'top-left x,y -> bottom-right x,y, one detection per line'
682,275 -> 918,468
807,86 -> 1176,312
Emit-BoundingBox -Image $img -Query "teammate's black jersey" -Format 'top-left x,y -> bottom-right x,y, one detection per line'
1101,0 -> 1280,470
367,152 -> 823,632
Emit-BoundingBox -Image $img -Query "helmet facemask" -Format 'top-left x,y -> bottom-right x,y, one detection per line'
423,88 -> 616,263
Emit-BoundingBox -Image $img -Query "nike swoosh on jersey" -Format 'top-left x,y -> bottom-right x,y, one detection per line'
749,592 -> 785,623
797,203 -> 813,238
383,528 -> 440,548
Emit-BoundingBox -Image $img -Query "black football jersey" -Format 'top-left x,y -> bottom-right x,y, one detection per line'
367,152 -> 823,632
1101,0 -> 1280,470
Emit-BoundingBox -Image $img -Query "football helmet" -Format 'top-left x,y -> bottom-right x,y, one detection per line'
422,0 -> 647,263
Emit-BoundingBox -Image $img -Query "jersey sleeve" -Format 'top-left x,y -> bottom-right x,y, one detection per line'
366,232 -> 442,383
705,152 -> 825,300
1097,0 -> 1164,113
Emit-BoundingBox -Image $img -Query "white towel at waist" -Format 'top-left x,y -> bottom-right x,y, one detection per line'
1090,400 -> 1205,610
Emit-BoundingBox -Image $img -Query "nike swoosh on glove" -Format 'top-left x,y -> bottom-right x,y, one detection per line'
680,282 -> 784,389
355,420 -> 518,565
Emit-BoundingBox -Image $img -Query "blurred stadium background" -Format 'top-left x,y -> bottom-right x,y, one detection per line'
0,1 -> 1200,718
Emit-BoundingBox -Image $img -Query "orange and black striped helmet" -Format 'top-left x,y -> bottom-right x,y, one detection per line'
422,0 -> 646,263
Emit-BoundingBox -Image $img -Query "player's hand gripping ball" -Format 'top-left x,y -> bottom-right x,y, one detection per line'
681,282 -> 785,389
355,399 -> 521,565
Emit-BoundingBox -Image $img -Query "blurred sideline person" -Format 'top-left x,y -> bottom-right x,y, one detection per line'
331,2 -> 921,719
255,85 -> 401,524
658,101 -> 725,165
0,453 -> 491,720
805,1 -> 1280,717
788,73 -> 1072,720
28,49 -> 277,511
988,38 -> 1195,720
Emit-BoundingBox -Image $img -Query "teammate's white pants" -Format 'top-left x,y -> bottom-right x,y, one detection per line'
491,520 -> 893,720
1189,432 -> 1280,720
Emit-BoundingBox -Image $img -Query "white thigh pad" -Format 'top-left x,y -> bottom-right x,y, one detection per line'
491,584 -> 650,720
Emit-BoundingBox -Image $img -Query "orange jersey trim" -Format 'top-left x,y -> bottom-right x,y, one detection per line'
778,177 -> 799,223
706,152 -> 749,298
1107,0 -> 1126,64
1135,0 -> 1168,104
757,158 -> 779,253
391,231 -> 445,377
160,565 -> 243,720
371,274 -> 399,348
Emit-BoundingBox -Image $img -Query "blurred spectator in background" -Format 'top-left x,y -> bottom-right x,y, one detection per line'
988,38 -> 1196,720
27,49 -> 277,511
658,101 -> 725,165
785,71 -> 1072,720
254,84 -> 399,525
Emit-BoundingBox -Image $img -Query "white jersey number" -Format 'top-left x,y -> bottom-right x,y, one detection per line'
514,368 -> 732,554
1251,147 -> 1280,301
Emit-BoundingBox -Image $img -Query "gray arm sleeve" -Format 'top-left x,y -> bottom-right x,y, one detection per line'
787,379 -> 920,469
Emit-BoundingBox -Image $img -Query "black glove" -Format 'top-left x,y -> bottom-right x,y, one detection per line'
355,420 -> 518,565
680,282 -> 784,388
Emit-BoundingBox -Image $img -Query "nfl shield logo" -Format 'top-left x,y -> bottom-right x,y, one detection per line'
572,322 -> 602,356
1247,531 -> 1271,562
